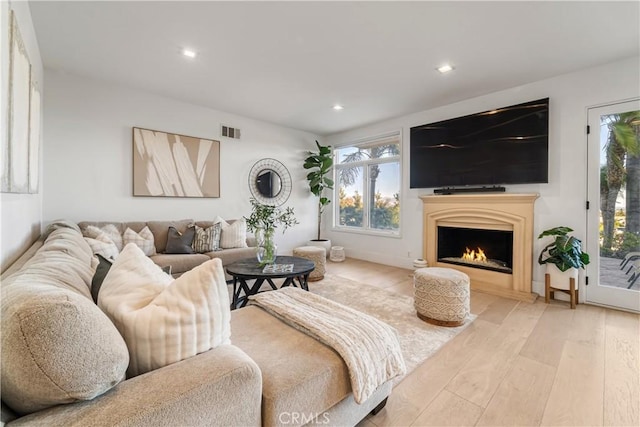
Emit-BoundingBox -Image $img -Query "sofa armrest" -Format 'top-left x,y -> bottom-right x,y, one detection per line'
9,345 -> 262,427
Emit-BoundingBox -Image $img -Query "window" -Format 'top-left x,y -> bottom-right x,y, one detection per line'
333,132 -> 401,235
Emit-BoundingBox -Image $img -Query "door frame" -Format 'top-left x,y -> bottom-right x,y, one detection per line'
585,98 -> 640,312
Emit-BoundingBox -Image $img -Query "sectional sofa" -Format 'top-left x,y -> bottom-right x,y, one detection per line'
77,219 -> 257,279
0,221 -> 391,426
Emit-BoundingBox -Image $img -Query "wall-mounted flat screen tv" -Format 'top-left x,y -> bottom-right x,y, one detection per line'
410,98 -> 549,188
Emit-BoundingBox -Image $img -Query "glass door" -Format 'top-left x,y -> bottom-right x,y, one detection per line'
586,100 -> 640,312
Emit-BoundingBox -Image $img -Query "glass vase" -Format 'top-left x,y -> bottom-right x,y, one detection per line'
256,228 -> 277,265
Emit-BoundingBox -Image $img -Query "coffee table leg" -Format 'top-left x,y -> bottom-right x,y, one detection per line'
235,278 -> 255,308
231,277 -> 239,309
266,278 -> 279,290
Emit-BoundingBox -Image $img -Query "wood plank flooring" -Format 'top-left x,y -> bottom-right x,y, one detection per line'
322,258 -> 640,427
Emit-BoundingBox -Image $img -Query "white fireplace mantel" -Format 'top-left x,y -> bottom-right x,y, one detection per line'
420,193 -> 539,302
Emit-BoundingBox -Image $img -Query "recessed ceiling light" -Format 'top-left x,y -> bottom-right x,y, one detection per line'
333,104 -> 344,111
436,64 -> 454,74
182,49 -> 197,58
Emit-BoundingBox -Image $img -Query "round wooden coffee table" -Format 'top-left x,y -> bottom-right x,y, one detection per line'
226,256 -> 315,309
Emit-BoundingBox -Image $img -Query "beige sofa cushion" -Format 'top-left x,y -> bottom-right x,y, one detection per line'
231,306 -> 351,426
206,247 -> 257,266
99,244 -> 231,377
149,253 -> 211,275
1,226 -> 129,415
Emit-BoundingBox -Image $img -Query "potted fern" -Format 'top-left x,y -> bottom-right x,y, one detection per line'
303,140 -> 334,256
538,226 -> 590,302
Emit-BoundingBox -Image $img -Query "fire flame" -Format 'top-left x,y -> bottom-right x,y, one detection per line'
462,247 -> 487,263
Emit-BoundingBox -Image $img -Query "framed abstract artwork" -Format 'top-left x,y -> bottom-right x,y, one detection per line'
132,127 -> 221,198
4,10 -> 31,193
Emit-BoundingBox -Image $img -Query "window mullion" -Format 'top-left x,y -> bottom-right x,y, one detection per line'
362,165 -> 369,230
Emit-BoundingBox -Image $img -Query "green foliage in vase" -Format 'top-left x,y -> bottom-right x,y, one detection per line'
538,226 -> 590,272
245,198 -> 299,235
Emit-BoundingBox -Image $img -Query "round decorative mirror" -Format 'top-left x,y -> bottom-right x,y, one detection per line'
248,158 -> 292,206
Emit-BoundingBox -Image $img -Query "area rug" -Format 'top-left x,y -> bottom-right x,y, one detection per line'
308,274 -> 476,382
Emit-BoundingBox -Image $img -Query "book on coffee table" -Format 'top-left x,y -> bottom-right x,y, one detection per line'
262,264 -> 294,274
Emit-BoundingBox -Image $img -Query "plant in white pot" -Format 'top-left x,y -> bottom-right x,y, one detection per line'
303,141 -> 334,256
538,226 -> 590,308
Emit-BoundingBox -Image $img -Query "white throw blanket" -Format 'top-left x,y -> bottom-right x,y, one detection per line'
249,287 -> 406,404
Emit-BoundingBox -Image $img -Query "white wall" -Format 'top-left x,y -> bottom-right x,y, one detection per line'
0,1 -> 44,271
324,56 -> 640,295
43,71 -> 320,255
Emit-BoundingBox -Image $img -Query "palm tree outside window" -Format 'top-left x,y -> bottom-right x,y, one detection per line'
334,132 -> 401,235
600,111 -> 640,256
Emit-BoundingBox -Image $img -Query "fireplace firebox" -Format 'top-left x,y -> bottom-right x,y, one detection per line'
437,226 -> 513,274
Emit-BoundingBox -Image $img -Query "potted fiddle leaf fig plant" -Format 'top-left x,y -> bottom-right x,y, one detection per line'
538,226 -> 590,304
303,140 -> 334,255
245,198 -> 298,265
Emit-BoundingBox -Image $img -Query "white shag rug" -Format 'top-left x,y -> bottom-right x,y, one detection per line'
308,274 -> 476,383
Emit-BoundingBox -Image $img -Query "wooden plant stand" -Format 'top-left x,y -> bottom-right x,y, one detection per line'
545,273 -> 578,309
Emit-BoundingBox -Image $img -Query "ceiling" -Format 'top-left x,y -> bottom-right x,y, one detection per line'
29,1 -> 640,136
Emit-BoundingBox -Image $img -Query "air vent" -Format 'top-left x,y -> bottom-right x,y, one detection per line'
221,125 -> 241,139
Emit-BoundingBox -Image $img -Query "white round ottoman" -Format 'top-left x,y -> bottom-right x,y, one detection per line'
293,246 -> 326,281
414,267 -> 470,327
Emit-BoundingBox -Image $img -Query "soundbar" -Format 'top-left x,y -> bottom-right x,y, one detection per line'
434,186 -> 506,195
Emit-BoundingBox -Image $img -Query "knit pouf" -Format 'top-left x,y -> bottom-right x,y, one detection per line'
293,246 -> 326,281
413,267 -> 470,327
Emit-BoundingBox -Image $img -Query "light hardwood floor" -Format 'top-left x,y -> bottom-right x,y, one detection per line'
323,258 -> 640,427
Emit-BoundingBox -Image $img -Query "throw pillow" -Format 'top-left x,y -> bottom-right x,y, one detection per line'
123,226 -> 155,256
84,224 -> 123,251
98,244 -> 231,377
192,223 -> 222,253
215,217 -> 248,249
165,226 -> 195,254
91,254 -> 112,303
83,229 -> 120,260
91,254 -> 171,304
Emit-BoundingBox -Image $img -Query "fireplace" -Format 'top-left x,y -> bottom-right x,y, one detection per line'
421,193 -> 538,302
437,226 -> 513,274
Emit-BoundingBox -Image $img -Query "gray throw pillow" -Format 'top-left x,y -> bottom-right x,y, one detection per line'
165,226 -> 195,254
91,254 -> 112,303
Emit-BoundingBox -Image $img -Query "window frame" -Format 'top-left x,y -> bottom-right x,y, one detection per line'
331,130 -> 402,238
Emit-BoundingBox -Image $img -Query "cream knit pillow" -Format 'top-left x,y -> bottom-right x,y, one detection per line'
215,217 -> 248,249
98,244 -> 231,377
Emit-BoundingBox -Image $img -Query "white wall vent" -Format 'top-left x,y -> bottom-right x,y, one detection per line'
221,125 -> 241,139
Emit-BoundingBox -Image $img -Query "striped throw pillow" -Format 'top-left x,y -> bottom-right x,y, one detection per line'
216,217 -> 248,249
193,223 -> 222,253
